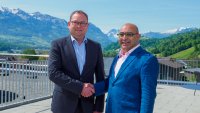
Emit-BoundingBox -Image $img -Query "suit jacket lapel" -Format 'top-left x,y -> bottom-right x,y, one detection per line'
109,56 -> 119,84
64,36 -> 80,75
113,47 -> 143,83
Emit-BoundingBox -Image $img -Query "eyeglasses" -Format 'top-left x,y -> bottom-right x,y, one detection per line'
70,21 -> 88,27
117,32 -> 138,38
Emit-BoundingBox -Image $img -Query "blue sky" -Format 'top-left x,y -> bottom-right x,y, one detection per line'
1,0 -> 200,33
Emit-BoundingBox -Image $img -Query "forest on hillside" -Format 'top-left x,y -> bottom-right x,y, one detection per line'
103,29 -> 200,59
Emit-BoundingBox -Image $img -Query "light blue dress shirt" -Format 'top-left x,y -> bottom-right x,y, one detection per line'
71,36 -> 87,74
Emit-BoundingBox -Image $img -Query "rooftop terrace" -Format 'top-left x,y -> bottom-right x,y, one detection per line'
0,56 -> 200,113
0,85 -> 200,113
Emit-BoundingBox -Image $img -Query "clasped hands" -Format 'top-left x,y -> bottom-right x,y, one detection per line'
81,84 -> 102,113
81,83 -> 95,97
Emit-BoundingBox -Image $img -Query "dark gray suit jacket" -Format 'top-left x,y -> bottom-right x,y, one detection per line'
48,36 -> 105,113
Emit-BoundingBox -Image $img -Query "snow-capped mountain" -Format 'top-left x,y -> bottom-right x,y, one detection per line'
142,32 -> 171,38
108,27 -> 198,39
1,7 -> 31,20
142,27 -> 198,38
0,7 -> 112,49
106,29 -> 118,42
0,7 -> 67,42
162,27 -> 197,34
0,7 -> 67,26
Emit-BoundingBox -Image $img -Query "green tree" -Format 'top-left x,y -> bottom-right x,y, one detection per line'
21,49 -> 39,61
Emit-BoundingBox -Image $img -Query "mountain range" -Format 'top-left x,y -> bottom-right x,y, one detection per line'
0,7 -> 198,51
107,27 -> 198,39
142,27 -> 198,38
0,7 -> 113,50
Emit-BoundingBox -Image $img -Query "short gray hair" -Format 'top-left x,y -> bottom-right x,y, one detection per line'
69,10 -> 88,21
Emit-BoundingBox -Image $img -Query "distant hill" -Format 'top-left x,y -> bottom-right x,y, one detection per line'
149,29 -> 200,57
105,27 -> 198,41
104,29 -> 200,59
142,27 -> 198,38
170,46 -> 200,59
0,7 -> 112,51
0,34 -> 50,50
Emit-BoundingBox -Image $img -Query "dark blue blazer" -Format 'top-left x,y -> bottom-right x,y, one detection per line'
48,36 -> 105,113
95,46 -> 159,113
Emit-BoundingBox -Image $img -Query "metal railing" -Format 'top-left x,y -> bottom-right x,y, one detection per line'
104,58 -> 200,85
0,60 -> 54,110
0,57 -> 199,110
158,59 -> 200,85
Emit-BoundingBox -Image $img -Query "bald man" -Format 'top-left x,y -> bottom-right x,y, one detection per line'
95,23 -> 159,113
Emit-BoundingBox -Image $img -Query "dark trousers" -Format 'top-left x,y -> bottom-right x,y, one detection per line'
75,99 -> 83,113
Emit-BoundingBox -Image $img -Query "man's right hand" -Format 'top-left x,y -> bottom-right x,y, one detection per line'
81,83 -> 95,97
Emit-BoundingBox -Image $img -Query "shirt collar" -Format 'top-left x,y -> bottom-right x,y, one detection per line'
70,35 -> 88,44
119,44 -> 140,58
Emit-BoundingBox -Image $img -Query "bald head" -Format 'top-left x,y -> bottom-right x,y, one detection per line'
120,23 -> 139,34
118,23 -> 140,53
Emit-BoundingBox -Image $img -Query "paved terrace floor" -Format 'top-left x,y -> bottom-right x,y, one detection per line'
1,84 -> 200,113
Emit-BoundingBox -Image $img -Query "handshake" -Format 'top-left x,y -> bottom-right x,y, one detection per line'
81,83 -> 95,97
